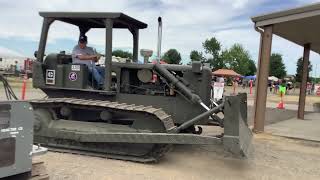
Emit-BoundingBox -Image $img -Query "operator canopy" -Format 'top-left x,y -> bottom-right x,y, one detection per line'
39,12 -> 148,29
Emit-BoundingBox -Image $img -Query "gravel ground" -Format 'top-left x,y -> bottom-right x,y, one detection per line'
2,84 -> 320,179
33,134 -> 320,180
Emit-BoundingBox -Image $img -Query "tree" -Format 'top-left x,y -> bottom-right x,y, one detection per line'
208,57 -> 225,71
190,50 -> 204,62
220,44 -> 252,75
269,53 -> 287,79
202,37 -> 221,59
202,37 -> 222,69
163,49 -> 182,64
247,59 -> 257,76
112,49 -> 133,59
295,57 -> 312,82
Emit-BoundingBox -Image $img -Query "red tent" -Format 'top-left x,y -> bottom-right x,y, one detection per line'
212,69 -> 241,77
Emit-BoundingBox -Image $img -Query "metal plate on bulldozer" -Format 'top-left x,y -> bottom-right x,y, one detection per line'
0,101 -> 34,178
63,64 -> 88,89
223,93 -> 253,157
0,104 -> 11,129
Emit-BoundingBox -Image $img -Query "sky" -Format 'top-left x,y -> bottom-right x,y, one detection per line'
0,0 -> 319,75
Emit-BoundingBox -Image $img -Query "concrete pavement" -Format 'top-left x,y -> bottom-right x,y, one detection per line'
247,99 -> 315,112
266,113 -> 320,142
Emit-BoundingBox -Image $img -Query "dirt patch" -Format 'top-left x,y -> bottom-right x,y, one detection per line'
34,134 -> 320,180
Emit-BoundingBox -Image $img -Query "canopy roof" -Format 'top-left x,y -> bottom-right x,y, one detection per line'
252,3 -> 320,53
39,12 -> 148,29
243,75 -> 256,80
212,69 -> 241,77
268,76 -> 279,81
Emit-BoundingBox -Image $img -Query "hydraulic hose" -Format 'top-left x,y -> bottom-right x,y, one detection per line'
174,101 -> 224,133
154,63 -> 201,104
0,74 -> 18,100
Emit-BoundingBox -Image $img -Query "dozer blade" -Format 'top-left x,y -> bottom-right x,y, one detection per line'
223,93 -> 253,157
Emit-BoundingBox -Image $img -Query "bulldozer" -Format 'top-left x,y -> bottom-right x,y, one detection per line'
1,12 -> 252,163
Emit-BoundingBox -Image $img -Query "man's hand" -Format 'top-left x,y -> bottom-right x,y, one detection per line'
96,54 -> 102,60
76,54 -> 102,62
77,54 -> 96,61
92,55 -> 100,62
93,54 -> 103,62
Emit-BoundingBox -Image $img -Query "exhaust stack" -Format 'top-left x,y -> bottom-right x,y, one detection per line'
157,17 -> 162,63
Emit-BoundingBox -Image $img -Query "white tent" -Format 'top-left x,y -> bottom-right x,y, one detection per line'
268,76 -> 279,81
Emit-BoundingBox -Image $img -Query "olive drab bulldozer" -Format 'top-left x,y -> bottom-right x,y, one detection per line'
1,12 -> 252,162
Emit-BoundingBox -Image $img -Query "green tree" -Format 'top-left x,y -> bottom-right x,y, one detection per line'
202,37 -> 222,70
163,49 -> 182,64
220,44 -> 252,75
190,50 -> 204,62
295,57 -> 312,82
202,37 -> 221,59
247,59 -> 257,76
208,57 -> 225,71
112,49 -> 133,59
269,53 -> 287,79
310,77 -> 320,83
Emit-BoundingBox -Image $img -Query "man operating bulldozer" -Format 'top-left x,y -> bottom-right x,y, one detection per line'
72,35 -> 105,89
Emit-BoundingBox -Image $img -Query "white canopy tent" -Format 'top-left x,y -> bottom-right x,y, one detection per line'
268,76 -> 279,81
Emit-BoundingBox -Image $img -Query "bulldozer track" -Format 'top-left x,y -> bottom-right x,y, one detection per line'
30,98 -> 175,131
30,98 -> 176,162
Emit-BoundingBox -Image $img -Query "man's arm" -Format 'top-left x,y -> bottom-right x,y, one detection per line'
72,46 -> 98,62
76,54 -> 98,61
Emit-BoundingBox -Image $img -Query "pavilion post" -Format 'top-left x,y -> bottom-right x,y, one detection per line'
252,28 -> 263,129
253,25 -> 273,132
298,43 -> 310,119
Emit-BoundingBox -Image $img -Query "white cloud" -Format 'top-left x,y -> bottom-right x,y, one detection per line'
0,46 -> 25,57
0,0 -> 319,74
0,0 -> 263,44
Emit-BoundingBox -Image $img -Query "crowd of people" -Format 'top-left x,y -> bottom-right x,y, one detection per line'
269,80 -> 294,94
212,75 -> 319,97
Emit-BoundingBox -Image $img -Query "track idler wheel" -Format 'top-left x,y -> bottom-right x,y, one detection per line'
60,106 -> 72,118
180,125 -> 202,134
194,126 -> 202,135
33,108 -> 53,133
100,110 -> 113,123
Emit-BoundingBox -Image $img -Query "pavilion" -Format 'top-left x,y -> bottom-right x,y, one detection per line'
251,3 -> 320,132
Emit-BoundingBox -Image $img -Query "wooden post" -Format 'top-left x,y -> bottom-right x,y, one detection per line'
252,29 -> 263,129
298,43 -> 310,119
253,25 -> 273,132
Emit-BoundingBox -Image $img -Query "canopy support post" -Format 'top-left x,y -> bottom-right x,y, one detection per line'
253,25 -> 273,133
298,43 -> 310,119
